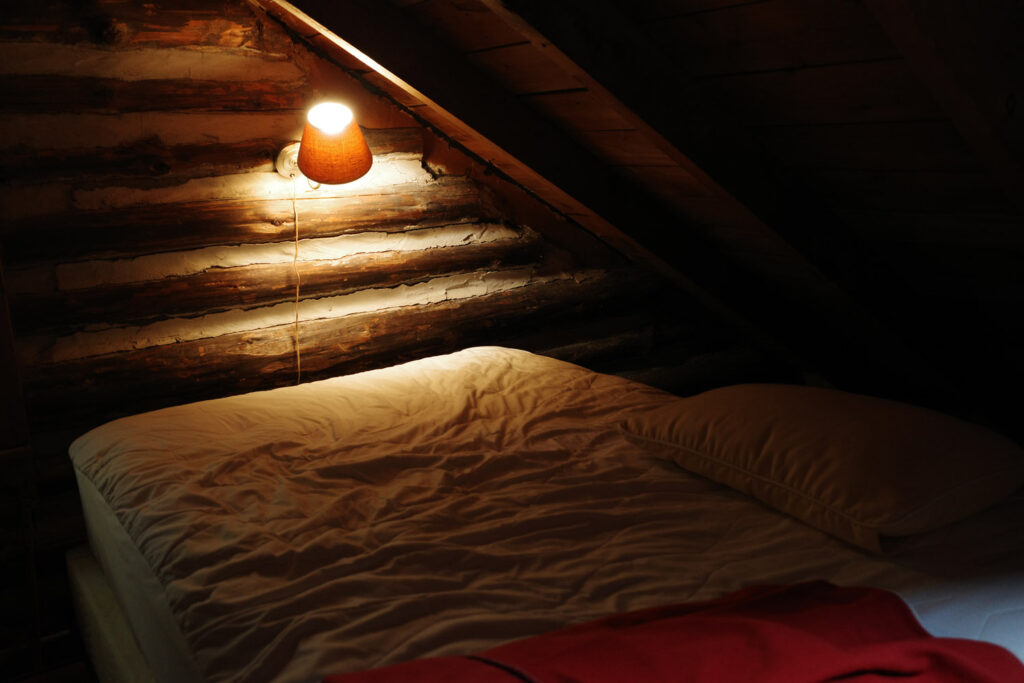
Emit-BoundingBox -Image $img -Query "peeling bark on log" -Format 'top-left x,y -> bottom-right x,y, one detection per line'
0,137 -> 283,184
0,75 -> 308,113
362,128 -> 427,158
11,235 -> 542,334
0,0 -> 267,49
2,176 -> 495,262
23,272 -> 650,427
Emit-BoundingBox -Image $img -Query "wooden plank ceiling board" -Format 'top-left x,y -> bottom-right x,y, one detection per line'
618,165 -> 708,201
464,0 -> 952,402
723,5 -> 1024,412
464,41 -> 583,95
845,212 -> 1024,250
863,0 -> 1024,216
620,0 -> 771,19
757,121 -> 978,172
643,0 -> 900,77
614,0 -> 1024,432
410,0 -> 525,52
573,129 -> 678,167
652,0 -> 1024,420
520,89 -> 633,132
807,169 -> 1013,214
625,0 -> 1016,310
707,60 -> 943,126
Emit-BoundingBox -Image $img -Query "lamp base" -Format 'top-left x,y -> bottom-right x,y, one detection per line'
275,142 -> 302,179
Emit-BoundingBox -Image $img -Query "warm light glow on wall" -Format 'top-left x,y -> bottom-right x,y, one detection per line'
296,102 -> 373,185
268,100 -> 376,384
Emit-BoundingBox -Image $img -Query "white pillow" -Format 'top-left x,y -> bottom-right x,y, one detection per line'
622,384 -> 1024,551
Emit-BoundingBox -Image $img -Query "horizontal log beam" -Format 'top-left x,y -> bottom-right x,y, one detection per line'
1,137 -> 283,185
0,0 -> 263,48
2,175 -> 494,262
0,75 -> 307,113
11,233 -> 541,334
0,41 -> 303,83
0,127 -> 423,184
23,271 -> 651,428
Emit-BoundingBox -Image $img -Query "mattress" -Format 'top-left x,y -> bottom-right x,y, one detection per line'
69,346 -> 1024,682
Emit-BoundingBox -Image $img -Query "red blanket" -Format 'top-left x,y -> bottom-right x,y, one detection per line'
323,582 -> 1024,682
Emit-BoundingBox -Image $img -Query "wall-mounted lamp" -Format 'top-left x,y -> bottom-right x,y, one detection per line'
275,101 -> 373,386
276,102 -> 373,185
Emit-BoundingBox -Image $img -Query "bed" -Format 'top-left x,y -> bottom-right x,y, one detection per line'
67,346 -> 1024,682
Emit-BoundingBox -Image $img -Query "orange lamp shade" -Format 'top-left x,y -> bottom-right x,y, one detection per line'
296,102 -> 373,185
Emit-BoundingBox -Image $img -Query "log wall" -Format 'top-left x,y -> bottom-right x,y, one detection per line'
0,2 -> 756,675
0,0 -> 658,435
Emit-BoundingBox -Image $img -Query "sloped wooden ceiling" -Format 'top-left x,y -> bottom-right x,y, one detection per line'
254,0 -> 1024,439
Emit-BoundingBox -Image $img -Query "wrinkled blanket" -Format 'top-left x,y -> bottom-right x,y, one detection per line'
324,582 -> 1024,682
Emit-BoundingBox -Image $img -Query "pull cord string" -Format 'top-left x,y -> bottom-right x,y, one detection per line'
291,174 -> 301,385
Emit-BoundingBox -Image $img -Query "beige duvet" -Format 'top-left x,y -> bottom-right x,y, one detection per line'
70,347 -> 1022,682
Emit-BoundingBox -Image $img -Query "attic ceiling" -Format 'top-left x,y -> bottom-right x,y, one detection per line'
254,0 -> 1024,438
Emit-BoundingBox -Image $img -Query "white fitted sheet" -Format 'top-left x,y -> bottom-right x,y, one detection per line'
76,469 -> 200,683
71,347 -> 1024,682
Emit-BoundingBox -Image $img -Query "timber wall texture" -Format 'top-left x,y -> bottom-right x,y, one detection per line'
0,0 -> 662,435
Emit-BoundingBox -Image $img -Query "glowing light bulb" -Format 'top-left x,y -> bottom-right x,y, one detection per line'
307,102 -> 353,135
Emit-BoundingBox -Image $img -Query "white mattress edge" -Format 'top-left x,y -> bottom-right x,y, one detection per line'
75,468 -> 202,683
67,545 -> 158,683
